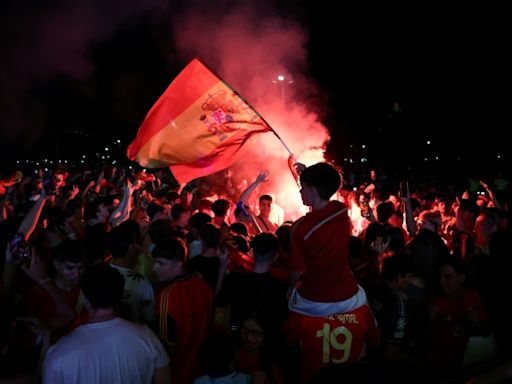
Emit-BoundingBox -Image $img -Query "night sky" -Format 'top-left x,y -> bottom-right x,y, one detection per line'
1,1 -> 509,178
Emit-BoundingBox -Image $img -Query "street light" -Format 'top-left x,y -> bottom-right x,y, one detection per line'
272,75 -> 294,108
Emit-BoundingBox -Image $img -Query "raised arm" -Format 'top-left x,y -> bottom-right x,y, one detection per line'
110,180 -> 135,227
239,170 -> 270,205
401,182 -> 417,237
17,188 -> 48,241
480,180 -> 502,209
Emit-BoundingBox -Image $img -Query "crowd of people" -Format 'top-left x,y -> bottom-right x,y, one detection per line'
0,159 -> 511,383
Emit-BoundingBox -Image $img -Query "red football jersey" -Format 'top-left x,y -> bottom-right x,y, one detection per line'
285,304 -> 380,382
156,275 -> 214,383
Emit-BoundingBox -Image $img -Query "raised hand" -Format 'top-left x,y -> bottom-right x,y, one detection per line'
256,169 -> 270,183
294,162 -> 306,175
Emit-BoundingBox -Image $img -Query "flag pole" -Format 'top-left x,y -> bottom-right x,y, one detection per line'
270,130 -> 296,162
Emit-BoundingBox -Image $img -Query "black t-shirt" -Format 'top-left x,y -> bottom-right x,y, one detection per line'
216,271 -> 288,328
367,281 -> 407,344
187,255 -> 220,292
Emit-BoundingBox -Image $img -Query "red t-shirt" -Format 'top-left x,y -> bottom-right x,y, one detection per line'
290,201 -> 358,302
23,284 -> 87,338
285,304 -> 380,382
427,289 -> 487,373
156,275 -> 214,384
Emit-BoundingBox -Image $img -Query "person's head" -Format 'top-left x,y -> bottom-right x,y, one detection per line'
197,198 -> 213,216
188,212 -> 213,240
380,250 -> 415,290
81,265 -> 124,310
106,220 -> 140,260
211,199 -> 231,218
437,256 -> 466,296
151,237 -> 188,282
53,239 -> 87,289
170,203 -> 191,227
240,318 -> 265,353
64,198 -> 84,220
376,201 -> 394,223
147,202 -> 165,221
84,198 -> 109,222
229,222 -> 249,237
199,223 -> 221,249
52,171 -> 67,190
166,190 -> 181,205
299,162 -> 341,205
251,232 -> 279,264
148,219 -> 175,247
275,223 -> 292,254
435,197 -> 452,215
239,306 -> 277,354
258,195 -> 273,219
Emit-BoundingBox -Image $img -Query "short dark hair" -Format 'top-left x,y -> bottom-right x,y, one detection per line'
229,222 -> 249,237
275,224 -> 292,253
54,239 -> 87,264
437,255 -> 466,275
81,265 -> 124,309
251,232 -> 279,263
381,250 -> 415,282
211,199 -> 231,216
300,162 -> 341,200
106,220 -> 138,259
148,219 -> 175,246
170,203 -> 190,221
147,202 -> 164,220
259,194 -> 273,203
188,212 -> 213,230
152,237 -> 188,264
199,223 -> 221,248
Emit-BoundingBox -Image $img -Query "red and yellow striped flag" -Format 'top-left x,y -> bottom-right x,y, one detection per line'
127,58 -> 272,184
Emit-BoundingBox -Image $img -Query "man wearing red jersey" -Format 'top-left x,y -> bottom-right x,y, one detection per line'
152,237 -> 214,384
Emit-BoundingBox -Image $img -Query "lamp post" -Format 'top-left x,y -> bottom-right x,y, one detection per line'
272,75 -> 294,108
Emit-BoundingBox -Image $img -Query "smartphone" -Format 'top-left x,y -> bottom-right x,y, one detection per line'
8,233 -> 31,264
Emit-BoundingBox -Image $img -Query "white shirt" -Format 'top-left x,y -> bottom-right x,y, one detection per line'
110,264 -> 155,323
43,318 -> 168,384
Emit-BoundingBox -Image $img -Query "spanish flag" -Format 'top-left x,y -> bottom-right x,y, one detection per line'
127,58 -> 272,185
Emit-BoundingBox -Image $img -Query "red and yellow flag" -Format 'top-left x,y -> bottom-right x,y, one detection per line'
127,58 -> 272,184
